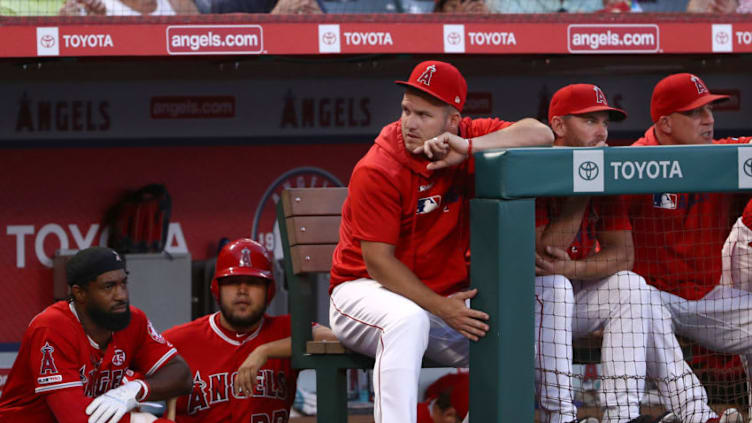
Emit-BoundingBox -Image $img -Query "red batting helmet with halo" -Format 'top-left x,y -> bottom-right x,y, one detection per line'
211,238 -> 275,305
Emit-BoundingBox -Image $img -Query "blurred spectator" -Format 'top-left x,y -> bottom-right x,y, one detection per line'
599,0 -> 631,11
487,0 -> 636,12
270,0 -> 322,13
200,0 -> 322,13
59,0 -> 198,14
1,0 -> 64,15
687,0 -> 752,12
434,0 -> 489,13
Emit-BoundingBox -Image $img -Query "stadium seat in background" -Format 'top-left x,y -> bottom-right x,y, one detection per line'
398,0 -> 436,13
320,0 -> 403,13
638,0 -> 689,12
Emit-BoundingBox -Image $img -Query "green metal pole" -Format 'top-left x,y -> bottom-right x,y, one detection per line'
314,367 -> 349,423
470,198 -> 535,422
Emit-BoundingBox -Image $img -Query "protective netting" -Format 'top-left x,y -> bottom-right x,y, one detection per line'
534,193 -> 751,422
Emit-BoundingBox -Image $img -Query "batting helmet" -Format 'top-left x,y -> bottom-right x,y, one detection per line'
211,238 -> 275,305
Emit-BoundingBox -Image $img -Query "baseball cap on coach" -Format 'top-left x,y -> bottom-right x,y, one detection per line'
548,83 -> 626,124
650,73 -> 729,123
66,247 -> 126,286
396,61 -> 467,112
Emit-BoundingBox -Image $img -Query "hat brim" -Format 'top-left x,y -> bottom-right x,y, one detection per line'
674,93 -> 730,114
567,105 -> 628,122
395,80 -> 462,111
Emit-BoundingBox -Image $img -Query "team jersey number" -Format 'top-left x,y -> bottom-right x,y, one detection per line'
251,409 -> 288,423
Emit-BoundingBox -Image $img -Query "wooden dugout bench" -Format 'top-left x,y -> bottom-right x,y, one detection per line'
276,187 -> 371,423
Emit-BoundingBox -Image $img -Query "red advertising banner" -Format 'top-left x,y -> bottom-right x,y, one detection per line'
567,24 -> 660,54
728,23 -> 752,52
0,16 -> 747,58
165,25 -> 264,55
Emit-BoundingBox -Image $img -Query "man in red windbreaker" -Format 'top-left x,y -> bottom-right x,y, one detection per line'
626,73 -> 752,423
328,60 -> 554,423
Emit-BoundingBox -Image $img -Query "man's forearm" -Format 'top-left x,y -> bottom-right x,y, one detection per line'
538,197 -> 590,252
565,235 -> 634,281
473,118 -> 554,151
143,355 -> 192,400
565,252 -> 632,281
256,338 -> 292,359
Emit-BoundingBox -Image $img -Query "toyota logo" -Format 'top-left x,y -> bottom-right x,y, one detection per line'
744,158 -> 752,177
40,34 -> 56,48
578,161 -> 599,181
322,32 -> 337,45
447,32 -> 461,45
716,31 -> 730,45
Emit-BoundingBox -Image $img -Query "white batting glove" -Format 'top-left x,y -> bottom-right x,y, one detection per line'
86,380 -> 143,423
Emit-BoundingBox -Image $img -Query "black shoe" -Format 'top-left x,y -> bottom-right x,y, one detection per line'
627,416 -> 656,423
569,418 -> 599,423
627,412 -> 678,423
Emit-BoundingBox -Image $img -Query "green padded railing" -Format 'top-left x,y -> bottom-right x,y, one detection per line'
475,144 -> 752,199
469,144 -> 752,422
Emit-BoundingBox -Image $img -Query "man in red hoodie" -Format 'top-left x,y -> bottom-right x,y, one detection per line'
625,73 -> 752,423
328,60 -> 553,423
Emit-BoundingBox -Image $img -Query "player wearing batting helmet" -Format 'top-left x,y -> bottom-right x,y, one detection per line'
163,238 -> 334,423
0,246 -> 192,423
625,73 -> 752,423
328,60 -> 553,423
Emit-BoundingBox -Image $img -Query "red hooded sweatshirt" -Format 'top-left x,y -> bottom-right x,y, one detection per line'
330,117 -> 512,296
626,126 -> 752,300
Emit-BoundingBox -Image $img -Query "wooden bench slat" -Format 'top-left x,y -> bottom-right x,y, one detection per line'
285,216 -> 341,246
281,187 -> 348,217
290,244 -> 336,274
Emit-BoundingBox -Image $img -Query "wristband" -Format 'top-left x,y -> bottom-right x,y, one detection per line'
466,138 -> 473,156
134,379 -> 150,401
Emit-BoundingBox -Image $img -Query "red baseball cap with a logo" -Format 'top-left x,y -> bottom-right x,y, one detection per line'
548,83 -> 626,124
396,60 -> 467,112
650,73 -> 729,122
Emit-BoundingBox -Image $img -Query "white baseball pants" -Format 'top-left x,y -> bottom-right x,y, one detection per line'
658,286 -> 752,380
535,271 -> 714,423
329,278 -> 468,423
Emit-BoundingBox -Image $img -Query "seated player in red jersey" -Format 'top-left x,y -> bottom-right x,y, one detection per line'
625,73 -> 752,423
163,238 -> 334,423
417,371 -> 469,423
0,247 -> 192,423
